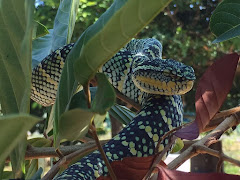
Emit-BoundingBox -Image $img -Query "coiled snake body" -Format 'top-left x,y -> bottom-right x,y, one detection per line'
31,38 -> 195,179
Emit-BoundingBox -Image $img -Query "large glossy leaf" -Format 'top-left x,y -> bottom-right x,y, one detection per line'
32,0 -> 79,69
210,0 -> 240,43
54,0 -> 172,141
0,114 -> 39,166
212,25 -> 240,44
0,0 -> 34,177
0,0 -> 33,114
175,53 -> 239,140
32,29 -> 53,69
74,0 -> 172,86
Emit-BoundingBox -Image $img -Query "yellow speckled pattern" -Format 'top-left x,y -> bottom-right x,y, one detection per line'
31,43 -> 74,106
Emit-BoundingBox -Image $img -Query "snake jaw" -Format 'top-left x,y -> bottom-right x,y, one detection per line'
132,75 -> 194,95
131,58 -> 195,95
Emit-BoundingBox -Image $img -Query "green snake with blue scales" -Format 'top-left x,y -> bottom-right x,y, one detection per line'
31,38 -> 195,179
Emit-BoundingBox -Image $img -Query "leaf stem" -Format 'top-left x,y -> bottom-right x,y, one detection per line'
89,123 -> 117,180
83,82 -> 91,109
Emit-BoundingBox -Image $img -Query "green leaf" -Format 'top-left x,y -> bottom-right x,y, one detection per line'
0,0 -> 34,177
32,21 -> 49,40
94,114 -> 107,129
92,73 -> 115,115
108,104 -> 136,125
25,160 -> 38,180
0,114 -> 39,167
0,0 -> 34,114
1,171 -> 13,179
51,0 -> 79,51
57,108 -> 94,145
56,73 -> 115,146
27,138 -> 52,147
30,167 -> 43,180
25,161 -> 44,180
212,24 -> 240,43
68,87 -> 97,110
10,140 -> 27,178
0,161 -> 5,180
54,0 -> 171,143
32,29 -> 54,69
171,138 -> 184,153
210,0 -> 240,43
74,0 -> 172,86
32,0 -> 79,69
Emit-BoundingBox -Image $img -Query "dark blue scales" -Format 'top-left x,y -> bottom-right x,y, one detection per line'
56,94 -> 183,179
55,38 -> 195,179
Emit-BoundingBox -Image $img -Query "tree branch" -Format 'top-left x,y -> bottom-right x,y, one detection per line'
42,143 -> 100,180
6,140 -> 108,162
204,107 -> 240,132
168,114 -> 240,170
197,146 -> 240,167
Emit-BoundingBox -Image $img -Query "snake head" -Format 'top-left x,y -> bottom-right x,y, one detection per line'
131,56 -> 196,95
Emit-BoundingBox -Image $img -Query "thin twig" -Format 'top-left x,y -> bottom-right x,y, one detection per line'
168,114 -> 240,170
197,146 -> 240,167
56,149 -> 64,158
154,122 -> 191,153
89,124 -> 117,180
83,82 -> 91,109
203,109 -> 240,132
213,106 -> 240,120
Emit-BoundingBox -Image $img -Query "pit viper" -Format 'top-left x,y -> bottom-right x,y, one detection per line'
31,38 -> 195,179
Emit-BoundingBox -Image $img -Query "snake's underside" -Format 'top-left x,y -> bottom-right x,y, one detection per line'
31,38 -> 195,179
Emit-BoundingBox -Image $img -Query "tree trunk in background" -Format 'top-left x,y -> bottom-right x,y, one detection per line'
181,141 -> 223,172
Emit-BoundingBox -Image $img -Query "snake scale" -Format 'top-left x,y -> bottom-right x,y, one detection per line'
31,38 -> 195,179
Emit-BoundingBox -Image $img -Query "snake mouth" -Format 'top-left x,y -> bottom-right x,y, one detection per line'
131,58 -> 195,95
132,74 -> 194,95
